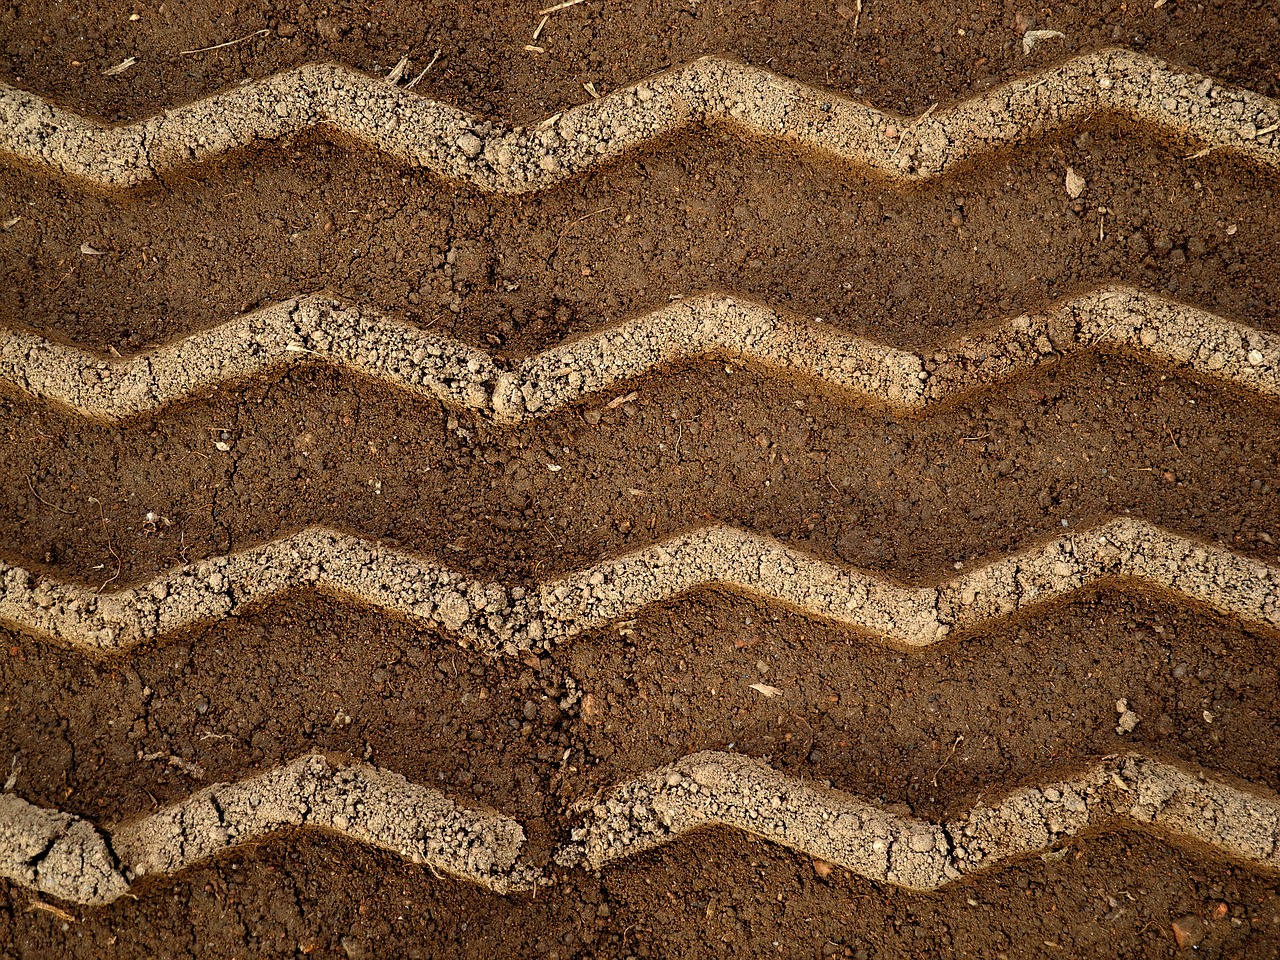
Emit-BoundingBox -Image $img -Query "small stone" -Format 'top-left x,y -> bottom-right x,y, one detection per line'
1065,167 -> 1085,199
456,133 -> 483,159
1247,350 -> 1265,366
1117,710 -> 1140,734
909,832 -> 936,852
1171,915 -> 1207,949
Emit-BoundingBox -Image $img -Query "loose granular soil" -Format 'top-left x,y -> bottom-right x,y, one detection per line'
3,0 -> 1279,125
4,122 -> 1280,355
1,829 -> 1278,958
3,355 -> 1277,590
2,0 -> 1279,955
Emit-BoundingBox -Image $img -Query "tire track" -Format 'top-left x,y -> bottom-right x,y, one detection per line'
562,751 -> 1280,891
2,50 -> 1277,191
1,517 -> 1276,655
3,750 -> 1276,905
0,753 -> 536,905
3,285 -> 1276,422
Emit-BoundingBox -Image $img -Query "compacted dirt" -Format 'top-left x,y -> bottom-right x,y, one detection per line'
1,1 -> 1278,957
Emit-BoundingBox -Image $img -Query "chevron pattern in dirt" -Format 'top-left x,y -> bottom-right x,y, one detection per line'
3,750 -> 1277,905
561,751 -> 1280,891
0,754 -> 535,906
1,50 -> 1277,191
1,517 -> 1275,655
3,285 -> 1276,422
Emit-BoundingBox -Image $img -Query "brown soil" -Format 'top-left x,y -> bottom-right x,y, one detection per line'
2,0 -> 1279,956
3,587 -> 1278,832
5,123 -> 1280,355
3,0 -> 1278,124
3,355 -> 1278,589
1,830 -> 1278,959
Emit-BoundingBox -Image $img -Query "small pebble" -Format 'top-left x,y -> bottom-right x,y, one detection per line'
1065,167 -> 1085,199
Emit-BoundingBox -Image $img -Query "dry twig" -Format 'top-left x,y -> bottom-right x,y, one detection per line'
88,496 -> 122,592
26,901 -> 77,923
180,29 -> 269,56
538,0 -> 591,13
27,476 -> 75,515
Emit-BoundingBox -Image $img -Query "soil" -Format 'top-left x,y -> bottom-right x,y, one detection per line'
6,123 -> 1280,355
2,831 -> 1279,959
3,0 -> 1279,124
2,0 -> 1279,956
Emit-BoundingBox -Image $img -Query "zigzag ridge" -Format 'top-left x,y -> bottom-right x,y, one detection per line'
3,285 -> 1276,422
1,50 -> 1277,190
3,751 -> 1277,904
560,751 -> 1280,891
1,516 -> 1276,656
0,754 -> 537,905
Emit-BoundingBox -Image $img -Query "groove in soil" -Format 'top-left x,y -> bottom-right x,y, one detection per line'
3,587 -> 1275,838
3,355 -> 1276,591
3,123 -> 1279,355
1,829 -> 1277,959
3,0 -> 1278,123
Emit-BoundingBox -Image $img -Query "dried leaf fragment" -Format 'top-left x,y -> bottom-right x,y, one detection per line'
385,55 -> 409,85
102,56 -> 137,76
1022,29 -> 1065,54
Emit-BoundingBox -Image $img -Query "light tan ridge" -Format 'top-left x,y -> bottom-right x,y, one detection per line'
0,754 -> 537,905
2,286 -> 1276,423
0,50 -> 1277,190
3,752 -> 1277,904
560,751 -> 1280,891
1,517 -> 1275,656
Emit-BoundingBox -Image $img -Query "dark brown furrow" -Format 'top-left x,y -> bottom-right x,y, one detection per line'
3,829 -> 1276,958
2,588 -> 1275,828
2,123 -> 1278,356
2,355 -> 1275,589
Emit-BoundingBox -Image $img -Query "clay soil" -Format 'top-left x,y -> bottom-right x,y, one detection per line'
2,1 -> 1279,957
